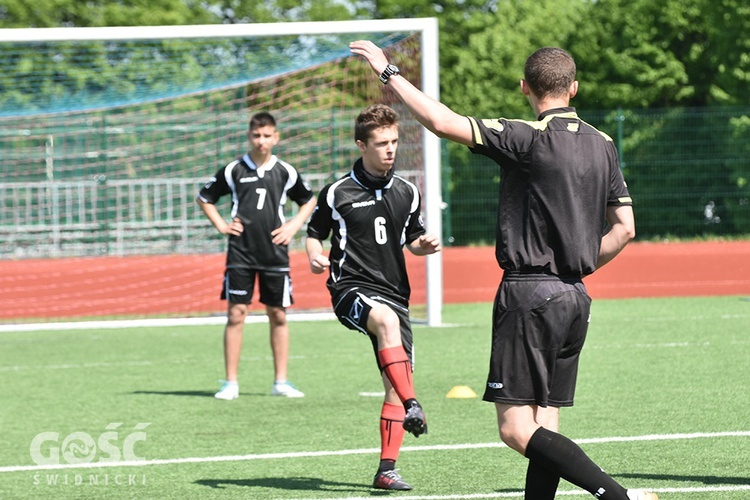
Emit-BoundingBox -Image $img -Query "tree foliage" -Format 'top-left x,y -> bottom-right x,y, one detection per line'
1,0 -> 747,111
0,0 -> 216,27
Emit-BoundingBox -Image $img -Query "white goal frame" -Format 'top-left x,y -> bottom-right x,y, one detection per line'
1,19 -> 444,326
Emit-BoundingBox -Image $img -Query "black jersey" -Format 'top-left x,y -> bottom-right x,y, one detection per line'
468,107 -> 632,277
306,159 -> 426,304
198,153 -> 313,271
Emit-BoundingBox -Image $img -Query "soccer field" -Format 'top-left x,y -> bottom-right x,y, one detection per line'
1,297 -> 748,499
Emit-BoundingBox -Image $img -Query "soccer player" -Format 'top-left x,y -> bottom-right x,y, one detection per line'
305,104 -> 441,490
349,41 -> 656,500
197,112 -> 316,400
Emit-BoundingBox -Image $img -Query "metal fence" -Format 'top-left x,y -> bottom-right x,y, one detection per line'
446,106 -> 750,244
0,171 -> 428,259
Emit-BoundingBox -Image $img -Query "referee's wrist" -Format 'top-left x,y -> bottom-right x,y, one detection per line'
379,64 -> 400,84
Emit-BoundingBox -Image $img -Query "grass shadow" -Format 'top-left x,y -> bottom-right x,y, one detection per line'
195,476 -> 375,494
615,472 -> 750,486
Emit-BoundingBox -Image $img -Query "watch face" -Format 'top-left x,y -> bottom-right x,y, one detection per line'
380,65 -> 399,83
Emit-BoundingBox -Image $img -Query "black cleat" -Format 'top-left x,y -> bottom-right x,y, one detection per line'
373,469 -> 413,490
403,401 -> 428,437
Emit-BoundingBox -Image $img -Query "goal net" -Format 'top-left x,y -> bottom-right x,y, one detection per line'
0,20 -> 443,325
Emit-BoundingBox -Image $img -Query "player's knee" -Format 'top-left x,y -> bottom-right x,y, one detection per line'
497,422 -> 533,455
227,304 -> 248,325
368,306 -> 400,336
266,306 -> 287,326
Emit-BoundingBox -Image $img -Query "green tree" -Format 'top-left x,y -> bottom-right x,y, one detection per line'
206,0 -> 352,23
0,0 -> 217,27
570,0 -> 750,109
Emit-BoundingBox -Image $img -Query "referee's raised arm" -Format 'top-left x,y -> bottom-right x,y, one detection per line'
349,40 -> 473,147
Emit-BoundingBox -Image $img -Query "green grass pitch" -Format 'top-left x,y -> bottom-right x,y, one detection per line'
1,296 -> 748,499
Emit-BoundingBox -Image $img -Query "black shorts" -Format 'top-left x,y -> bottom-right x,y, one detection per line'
332,287 -> 414,371
482,273 -> 591,408
221,268 -> 293,308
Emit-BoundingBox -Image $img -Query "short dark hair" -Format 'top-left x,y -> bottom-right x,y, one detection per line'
524,47 -> 576,98
355,104 -> 399,143
249,112 -> 276,131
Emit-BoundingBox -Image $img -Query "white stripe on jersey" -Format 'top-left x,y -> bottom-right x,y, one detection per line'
326,177 -> 350,283
282,274 -> 292,308
224,159 -> 242,219
276,159 -> 299,225
394,174 -> 420,245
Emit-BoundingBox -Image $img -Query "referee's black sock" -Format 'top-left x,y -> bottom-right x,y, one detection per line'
525,427 -> 628,499
524,459 -> 559,500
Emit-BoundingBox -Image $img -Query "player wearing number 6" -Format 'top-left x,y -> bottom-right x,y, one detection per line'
306,104 -> 441,491
197,112 -> 316,401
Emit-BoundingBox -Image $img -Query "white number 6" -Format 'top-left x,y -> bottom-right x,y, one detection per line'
374,216 -> 388,245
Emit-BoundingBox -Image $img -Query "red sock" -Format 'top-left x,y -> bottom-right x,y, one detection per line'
380,402 -> 406,461
378,346 -> 415,402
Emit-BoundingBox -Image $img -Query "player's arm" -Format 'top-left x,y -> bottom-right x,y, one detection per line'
271,197 -> 317,246
407,233 -> 442,256
596,204 -> 635,269
197,198 -> 243,236
349,40 -> 473,147
305,237 -> 330,274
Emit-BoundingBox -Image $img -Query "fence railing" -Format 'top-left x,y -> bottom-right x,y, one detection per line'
0,171 -> 424,259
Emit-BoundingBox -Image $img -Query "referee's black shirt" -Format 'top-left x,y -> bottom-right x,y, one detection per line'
468,107 -> 632,277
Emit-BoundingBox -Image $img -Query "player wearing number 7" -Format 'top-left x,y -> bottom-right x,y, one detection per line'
197,112 -> 316,401
306,104 -> 441,491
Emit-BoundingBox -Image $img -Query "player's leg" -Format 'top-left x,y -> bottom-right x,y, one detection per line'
331,289 -> 423,489
224,301 -> 248,383
260,272 -> 303,397
372,376 -> 411,490
214,301 -> 247,400
367,301 -> 426,436
215,268 -> 254,400
367,302 -> 414,401
266,305 -> 289,383
266,305 -> 303,397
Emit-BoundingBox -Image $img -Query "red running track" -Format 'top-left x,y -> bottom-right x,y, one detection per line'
1,241 -> 748,320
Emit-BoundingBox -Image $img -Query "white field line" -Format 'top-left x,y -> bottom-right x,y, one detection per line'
0,355 -> 308,373
288,484 -> 750,499
1,430 -> 748,474
0,311 -> 338,333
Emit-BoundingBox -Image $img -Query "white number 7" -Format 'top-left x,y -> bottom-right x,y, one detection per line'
255,188 -> 267,210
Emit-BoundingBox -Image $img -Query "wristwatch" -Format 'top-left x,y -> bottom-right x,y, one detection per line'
379,64 -> 400,84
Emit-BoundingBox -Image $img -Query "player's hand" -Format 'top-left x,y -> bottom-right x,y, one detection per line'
349,40 -> 389,76
271,223 -> 297,246
222,217 -> 244,236
416,233 -> 441,255
309,253 -> 331,274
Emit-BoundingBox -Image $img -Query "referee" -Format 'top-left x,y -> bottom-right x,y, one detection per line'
350,42 -> 655,500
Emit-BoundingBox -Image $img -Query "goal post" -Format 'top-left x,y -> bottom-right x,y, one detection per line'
0,19 -> 443,326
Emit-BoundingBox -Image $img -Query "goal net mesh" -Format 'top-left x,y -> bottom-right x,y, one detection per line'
0,28 -> 433,321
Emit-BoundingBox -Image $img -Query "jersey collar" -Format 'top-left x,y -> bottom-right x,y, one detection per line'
537,106 -> 577,121
242,153 -> 277,178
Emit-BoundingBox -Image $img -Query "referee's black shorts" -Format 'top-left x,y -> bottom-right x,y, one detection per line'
331,287 -> 414,372
482,273 -> 591,408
